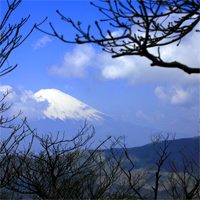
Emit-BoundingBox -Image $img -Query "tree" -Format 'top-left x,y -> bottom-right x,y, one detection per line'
41,0 -> 200,74
109,140 -> 147,199
109,134 -> 173,199
6,122 -> 123,199
163,149 -> 200,199
0,91 -> 34,199
0,1 -> 40,197
0,0 -> 44,76
150,134 -> 173,200
2,128 -> 199,199
109,134 -> 199,200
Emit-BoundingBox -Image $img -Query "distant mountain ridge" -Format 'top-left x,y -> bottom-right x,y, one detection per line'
102,136 -> 200,172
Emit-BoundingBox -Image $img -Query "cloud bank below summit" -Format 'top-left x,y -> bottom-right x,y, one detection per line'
0,86 -> 102,121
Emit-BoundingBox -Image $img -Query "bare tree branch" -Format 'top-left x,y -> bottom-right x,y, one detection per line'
43,0 -> 200,74
0,0 -> 46,76
0,92 -> 34,196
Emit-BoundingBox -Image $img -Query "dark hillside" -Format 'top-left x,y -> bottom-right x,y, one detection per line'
102,136 -> 200,171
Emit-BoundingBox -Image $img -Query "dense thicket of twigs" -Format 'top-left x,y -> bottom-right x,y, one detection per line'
41,0 -> 200,74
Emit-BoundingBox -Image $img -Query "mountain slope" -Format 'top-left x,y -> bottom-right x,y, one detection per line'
103,136 -> 200,172
34,89 -> 102,121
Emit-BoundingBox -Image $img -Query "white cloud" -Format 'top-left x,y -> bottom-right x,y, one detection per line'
135,110 -> 165,124
154,86 -> 168,102
0,85 -> 13,93
154,86 -> 195,106
96,31 -> 199,84
33,35 -> 52,50
0,87 -> 46,120
0,85 -> 16,101
106,29 -> 125,38
101,56 -> 137,80
170,88 -> 190,105
99,54 -> 198,86
49,45 -> 95,78
154,24 -> 200,68
49,28 -> 199,84
93,24 -> 200,85
135,110 -> 150,121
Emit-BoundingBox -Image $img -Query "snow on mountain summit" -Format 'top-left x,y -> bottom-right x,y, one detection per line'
33,89 -> 102,121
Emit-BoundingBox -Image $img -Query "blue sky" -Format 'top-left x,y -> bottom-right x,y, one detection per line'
0,0 -> 199,146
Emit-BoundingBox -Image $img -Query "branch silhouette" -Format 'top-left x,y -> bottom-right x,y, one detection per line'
40,0 -> 200,74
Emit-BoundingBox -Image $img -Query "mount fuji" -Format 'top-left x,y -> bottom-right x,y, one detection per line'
30,89 -> 158,146
33,89 -> 102,121
0,86 -> 161,146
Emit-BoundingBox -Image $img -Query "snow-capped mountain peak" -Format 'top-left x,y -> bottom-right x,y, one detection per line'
33,89 -> 102,121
